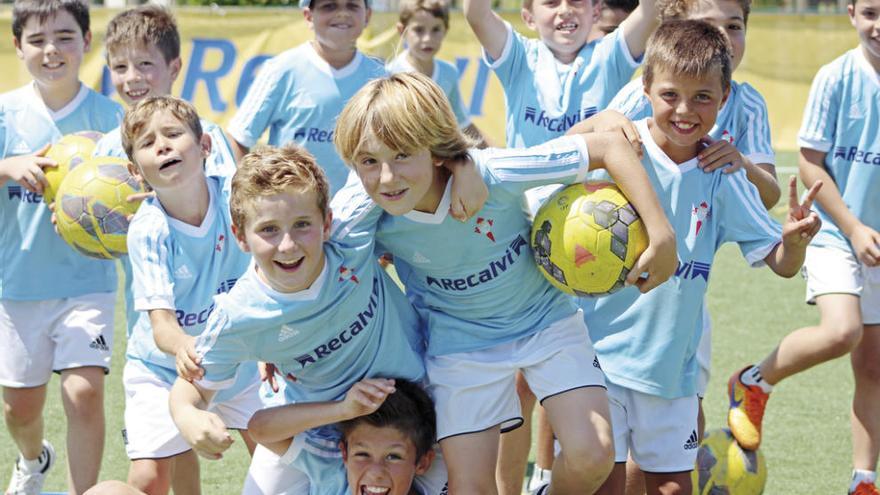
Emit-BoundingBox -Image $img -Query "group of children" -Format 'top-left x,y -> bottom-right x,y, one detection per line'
0,0 -> 877,494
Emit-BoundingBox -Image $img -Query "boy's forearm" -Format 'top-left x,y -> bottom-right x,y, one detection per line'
745,161 -> 781,209
149,309 -> 189,356
766,241 -> 806,278
799,148 -> 860,237
463,0 -> 507,61
248,400 -> 352,446
169,378 -> 212,424
582,132 -> 671,238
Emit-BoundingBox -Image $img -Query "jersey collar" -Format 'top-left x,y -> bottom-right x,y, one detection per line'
637,118 -> 700,174
305,41 -> 364,79
252,255 -> 328,302
403,179 -> 453,224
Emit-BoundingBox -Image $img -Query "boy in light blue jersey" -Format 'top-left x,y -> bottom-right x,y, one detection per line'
91,6 -> 239,354
576,21 -> 820,494
247,378 -> 439,495
332,72 -> 677,494
727,0 -> 880,492
227,0 -> 384,194
387,0 -> 488,146
168,146 -> 446,495
121,96 -> 261,494
0,1 -> 123,493
606,0 -> 780,209
464,0 -> 657,148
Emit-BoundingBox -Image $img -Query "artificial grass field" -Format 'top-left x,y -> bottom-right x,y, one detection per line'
0,166 -> 859,493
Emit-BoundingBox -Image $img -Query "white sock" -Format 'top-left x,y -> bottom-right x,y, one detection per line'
740,365 -> 773,394
533,467 -> 552,482
17,454 -> 43,473
851,470 -> 877,492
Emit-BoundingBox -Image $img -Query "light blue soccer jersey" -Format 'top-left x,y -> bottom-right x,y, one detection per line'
228,42 -> 385,194
798,48 -> 880,253
282,427 -> 347,495
193,206 -> 426,404
580,119 -> 781,398
386,52 -> 471,127
485,23 -> 639,148
126,175 -> 254,398
332,136 -> 589,356
609,77 -> 776,166
93,118 -> 239,333
0,83 -> 122,300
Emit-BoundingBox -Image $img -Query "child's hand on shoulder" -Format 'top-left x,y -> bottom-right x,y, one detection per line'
175,335 -> 203,382
339,378 -> 396,420
698,136 -> 744,173
782,176 -> 822,250
1,144 -> 56,194
449,157 -> 488,221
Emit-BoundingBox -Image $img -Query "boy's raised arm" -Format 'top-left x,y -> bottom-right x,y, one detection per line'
618,0 -> 660,61
247,378 -> 397,456
577,130 -> 676,292
463,0 -> 509,61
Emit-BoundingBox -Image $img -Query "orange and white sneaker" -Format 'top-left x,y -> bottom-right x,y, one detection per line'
727,366 -> 769,450
851,481 -> 880,495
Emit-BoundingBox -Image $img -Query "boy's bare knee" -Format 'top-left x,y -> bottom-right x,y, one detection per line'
854,353 -> 880,384
561,442 -> 614,481
128,462 -> 171,495
823,322 -> 863,356
448,476 -> 498,495
3,396 -> 42,426
85,480 -> 144,495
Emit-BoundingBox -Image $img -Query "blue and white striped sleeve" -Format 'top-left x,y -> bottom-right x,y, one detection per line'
194,306 -> 243,391
798,63 -> 840,153
127,210 -> 176,311
228,58 -> 286,149
479,135 -> 590,192
718,171 -> 782,266
607,78 -> 650,120
737,84 -> 775,166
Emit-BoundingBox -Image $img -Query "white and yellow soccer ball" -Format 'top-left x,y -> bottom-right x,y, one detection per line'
693,428 -> 768,494
42,131 -> 103,205
531,181 -> 648,296
55,156 -> 145,259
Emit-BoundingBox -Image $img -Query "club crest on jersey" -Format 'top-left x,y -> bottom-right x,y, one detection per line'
691,201 -> 710,237
721,130 -> 734,144
339,266 -> 359,284
474,217 -> 495,242
215,234 -> 225,252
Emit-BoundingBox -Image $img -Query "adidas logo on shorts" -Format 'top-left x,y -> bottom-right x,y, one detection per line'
683,430 -> 699,450
121,428 -> 128,445
89,335 -> 109,352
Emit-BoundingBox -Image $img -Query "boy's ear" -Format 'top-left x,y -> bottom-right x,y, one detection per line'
720,85 -> 731,108
365,7 -> 373,25
339,441 -> 349,463
200,133 -> 213,158
396,21 -> 405,35
168,57 -> 183,83
521,8 -> 536,30
414,449 -> 435,476
83,30 -> 92,52
232,224 -> 251,253
304,7 -> 315,29
322,209 -> 333,242
13,36 -> 23,60
127,161 -> 143,183
592,1 -> 602,23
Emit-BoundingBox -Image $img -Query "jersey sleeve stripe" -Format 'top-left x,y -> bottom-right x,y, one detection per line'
739,87 -> 774,160
728,172 -> 781,236
228,59 -> 282,148
487,136 -> 588,182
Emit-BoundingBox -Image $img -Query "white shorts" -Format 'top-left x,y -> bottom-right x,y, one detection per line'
0,292 -> 115,388
695,308 -> 712,398
607,382 -> 699,473
804,245 -> 880,324
242,444 -> 311,495
122,359 -> 264,460
426,310 -> 606,441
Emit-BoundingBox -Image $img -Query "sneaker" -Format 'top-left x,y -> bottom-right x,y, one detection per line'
727,366 -> 769,450
5,440 -> 54,495
529,482 -> 550,495
851,481 -> 880,495
527,467 -> 552,493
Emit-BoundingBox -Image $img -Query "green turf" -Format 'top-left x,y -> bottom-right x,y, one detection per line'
0,175 -> 859,494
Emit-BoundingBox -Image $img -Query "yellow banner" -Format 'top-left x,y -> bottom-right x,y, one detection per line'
0,8 -> 857,150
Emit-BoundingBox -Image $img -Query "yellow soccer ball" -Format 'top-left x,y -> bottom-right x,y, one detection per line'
55,156 -> 145,259
42,131 -> 103,204
531,181 -> 648,296
693,428 -> 768,494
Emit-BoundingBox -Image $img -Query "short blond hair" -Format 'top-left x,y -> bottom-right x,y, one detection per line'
105,5 -> 180,64
121,96 -> 202,165
230,146 -> 330,231
334,72 -> 473,167
398,0 -> 450,29
643,20 -> 732,93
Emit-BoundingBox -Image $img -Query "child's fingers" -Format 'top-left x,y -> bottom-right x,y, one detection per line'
787,176 -> 800,209
799,180 -> 822,210
449,199 -> 467,222
33,143 -> 51,157
126,191 -> 155,203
